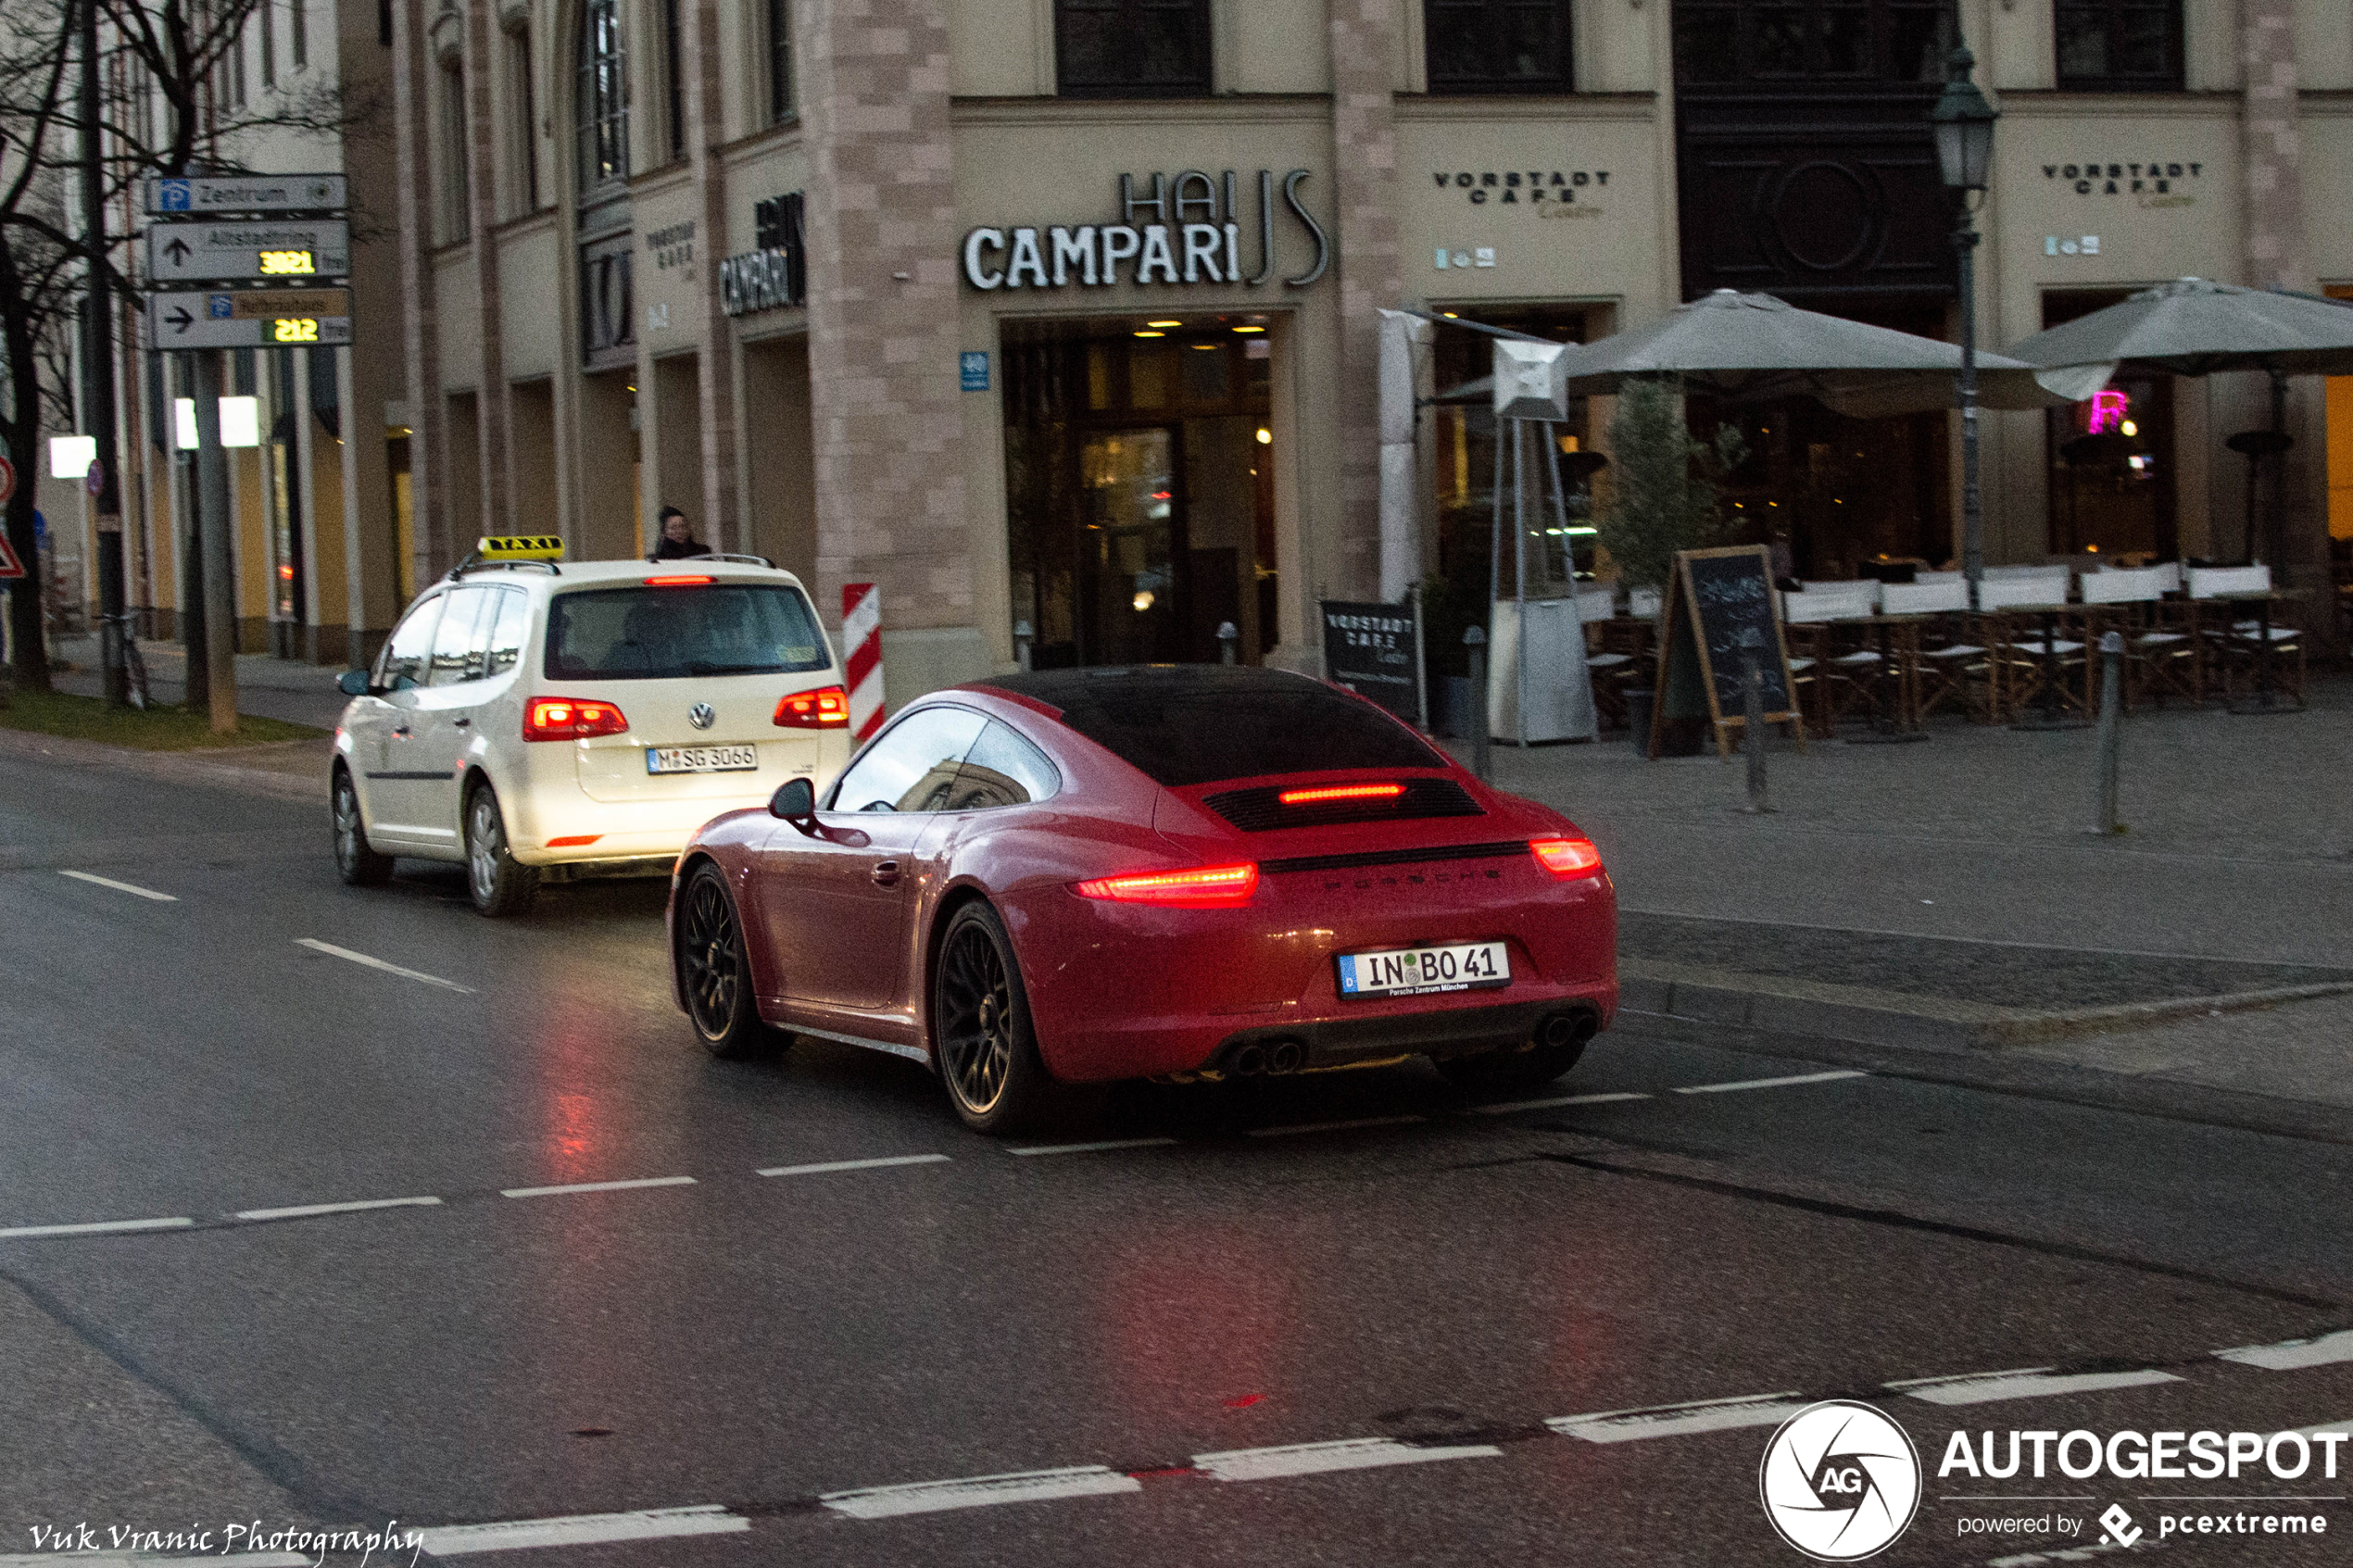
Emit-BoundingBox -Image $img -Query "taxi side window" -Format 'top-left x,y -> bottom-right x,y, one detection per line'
376,596 -> 445,689
426,587 -> 492,687
946,720 -> 1060,810
480,588 -> 530,679
828,707 -> 988,814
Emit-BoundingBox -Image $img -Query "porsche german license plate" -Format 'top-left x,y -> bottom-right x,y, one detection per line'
1336,941 -> 1509,998
646,745 -> 758,774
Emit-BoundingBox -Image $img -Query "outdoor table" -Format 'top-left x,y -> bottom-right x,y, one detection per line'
1975,601 -> 2085,729
2195,588 -> 2308,715
1828,612 -> 1931,742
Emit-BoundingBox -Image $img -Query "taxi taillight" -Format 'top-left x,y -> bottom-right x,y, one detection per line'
525,696 -> 630,741
774,684 -> 849,728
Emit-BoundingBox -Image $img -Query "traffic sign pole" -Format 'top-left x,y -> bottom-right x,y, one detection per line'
193,351 -> 237,734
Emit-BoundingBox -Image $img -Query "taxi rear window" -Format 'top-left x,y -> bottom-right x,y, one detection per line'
544,584 -> 829,681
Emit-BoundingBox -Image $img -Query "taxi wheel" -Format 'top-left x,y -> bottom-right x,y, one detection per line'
678,865 -> 780,1060
933,902 -> 1082,1135
332,768 -> 393,886
463,783 -> 540,918
1435,1040 -> 1585,1093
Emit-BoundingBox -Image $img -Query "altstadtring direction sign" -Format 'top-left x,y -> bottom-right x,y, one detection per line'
147,220 -> 350,283
145,174 -> 346,216
146,288 -> 353,349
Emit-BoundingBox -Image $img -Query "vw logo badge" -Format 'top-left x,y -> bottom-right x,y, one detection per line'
687,703 -> 716,730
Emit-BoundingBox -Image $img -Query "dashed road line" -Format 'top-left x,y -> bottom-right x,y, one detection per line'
295,937 -> 475,994
2219,1330 -> 2353,1371
234,1196 -> 444,1222
0,1215 -> 194,1240
1547,1392 -> 1811,1443
1192,1436 -> 1503,1482
1891,1367 -> 2183,1406
500,1175 -> 698,1199
410,1505 -> 749,1556
1672,1070 -> 1869,1096
1469,1091 -> 1653,1114
58,868 -> 178,901
1008,1137 -> 1180,1157
820,1466 -> 1142,1520
757,1154 -> 952,1178
1246,1114 -> 1428,1138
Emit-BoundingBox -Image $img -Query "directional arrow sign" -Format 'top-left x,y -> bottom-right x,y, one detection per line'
145,289 -> 352,351
145,220 -> 349,283
145,173 -> 346,215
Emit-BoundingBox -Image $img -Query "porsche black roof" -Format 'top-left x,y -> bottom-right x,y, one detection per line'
965,665 -> 1446,788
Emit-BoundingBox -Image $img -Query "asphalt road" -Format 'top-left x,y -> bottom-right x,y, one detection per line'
4,747 -> 2351,1568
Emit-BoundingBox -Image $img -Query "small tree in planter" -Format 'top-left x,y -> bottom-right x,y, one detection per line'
1594,378 -> 1746,601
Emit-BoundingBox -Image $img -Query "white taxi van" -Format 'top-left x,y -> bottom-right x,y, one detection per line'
331,537 -> 853,915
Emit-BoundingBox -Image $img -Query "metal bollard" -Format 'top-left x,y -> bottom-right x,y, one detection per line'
1465,625 -> 1490,783
1738,629 -> 1771,814
2090,630 -> 2125,835
1217,621 -> 1239,665
1014,620 -> 1034,672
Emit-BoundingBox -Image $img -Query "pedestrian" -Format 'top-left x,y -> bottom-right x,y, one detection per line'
649,506 -> 707,561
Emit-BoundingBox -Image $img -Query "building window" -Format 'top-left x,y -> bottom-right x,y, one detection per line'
661,0 -> 685,161
512,26 -> 541,209
576,0 -> 628,193
439,60 -> 472,242
290,0 -> 307,69
232,15 -> 248,105
1674,0 -> 1948,86
2054,0 -> 2181,90
766,0 -> 794,123
259,0 -> 275,88
1054,0 -> 1211,98
1426,0 -> 1575,94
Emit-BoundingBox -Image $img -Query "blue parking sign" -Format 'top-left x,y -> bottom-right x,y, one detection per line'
158,179 -> 192,211
208,294 -> 233,319
959,351 -> 989,392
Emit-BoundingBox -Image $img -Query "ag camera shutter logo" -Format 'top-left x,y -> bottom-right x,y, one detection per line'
1759,1400 -> 1922,1561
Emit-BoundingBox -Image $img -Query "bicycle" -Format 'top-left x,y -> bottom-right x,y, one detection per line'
99,612 -> 151,710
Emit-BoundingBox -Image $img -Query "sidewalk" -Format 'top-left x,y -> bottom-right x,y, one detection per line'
44,633 -> 351,731
1453,675 -> 2353,1115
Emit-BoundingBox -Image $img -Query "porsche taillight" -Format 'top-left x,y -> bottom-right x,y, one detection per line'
774,684 -> 849,727
525,696 -> 630,741
1074,862 -> 1259,909
1529,836 -> 1604,878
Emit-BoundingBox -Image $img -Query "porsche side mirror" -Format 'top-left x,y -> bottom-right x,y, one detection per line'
337,669 -> 371,696
770,776 -> 818,830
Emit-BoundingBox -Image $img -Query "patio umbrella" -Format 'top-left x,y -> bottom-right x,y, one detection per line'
1555,289 -> 2108,417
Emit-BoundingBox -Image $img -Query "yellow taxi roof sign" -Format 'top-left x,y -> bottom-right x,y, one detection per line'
478,534 -> 565,561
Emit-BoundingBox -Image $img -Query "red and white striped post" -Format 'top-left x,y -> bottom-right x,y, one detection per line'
841,583 -> 886,742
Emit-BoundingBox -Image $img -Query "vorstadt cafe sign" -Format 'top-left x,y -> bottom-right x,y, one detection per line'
962,169 -> 1329,292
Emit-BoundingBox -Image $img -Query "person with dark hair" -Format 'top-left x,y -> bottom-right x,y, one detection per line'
650,506 -> 707,561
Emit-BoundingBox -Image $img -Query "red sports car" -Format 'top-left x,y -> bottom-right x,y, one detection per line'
666,665 -> 1617,1133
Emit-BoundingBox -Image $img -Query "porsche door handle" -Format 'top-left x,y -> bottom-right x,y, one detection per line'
451,717 -> 472,729
870,860 -> 901,887
391,724 -> 412,737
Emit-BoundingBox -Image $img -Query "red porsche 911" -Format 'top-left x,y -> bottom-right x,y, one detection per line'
666,665 -> 1617,1133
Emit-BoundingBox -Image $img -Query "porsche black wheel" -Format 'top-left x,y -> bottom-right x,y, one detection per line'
679,865 -> 780,1060
932,902 -> 1080,1135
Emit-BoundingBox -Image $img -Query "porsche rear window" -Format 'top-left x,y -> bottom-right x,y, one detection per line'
544,584 -> 828,681
1049,683 -> 1444,787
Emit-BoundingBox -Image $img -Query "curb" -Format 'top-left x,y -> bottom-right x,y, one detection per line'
1619,959 -> 2353,1053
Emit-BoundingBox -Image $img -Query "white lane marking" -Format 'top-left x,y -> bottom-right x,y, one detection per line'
0,1215 -> 194,1240
58,869 -> 178,901
2218,1330 -> 2353,1371
2290,1418 -> 2353,1439
756,1154 -> 952,1178
1892,1367 -> 2182,1406
820,1466 -> 1141,1520
295,938 -> 475,994
409,1504 -> 749,1556
1469,1091 -> 1652,1114
500,1175 -> 697,1199
1548,1392 -> 1811,1443
1193,1436 -> 1502,1483
1245,1114 -> 1427,1139
1672,1070 -> 1869,1096
1008,1138 -> 1180,1157
235,1196 -> 444,1222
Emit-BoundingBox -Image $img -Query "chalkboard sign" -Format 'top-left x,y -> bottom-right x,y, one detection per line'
1321,599 -> 1422,727
1648,546 -> 1805,759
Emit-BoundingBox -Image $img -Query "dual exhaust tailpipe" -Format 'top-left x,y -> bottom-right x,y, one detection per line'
1227,1039 -> 1306,1077
1533,1010 -> 1600,1052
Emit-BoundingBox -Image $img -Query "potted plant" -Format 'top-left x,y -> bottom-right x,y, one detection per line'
1594,378 -> 1745,750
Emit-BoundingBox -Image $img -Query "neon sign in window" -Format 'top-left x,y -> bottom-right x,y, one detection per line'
2086,389 -> 2130,433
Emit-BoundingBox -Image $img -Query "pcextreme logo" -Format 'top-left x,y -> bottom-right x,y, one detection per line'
1760,1400 -> 1924,1561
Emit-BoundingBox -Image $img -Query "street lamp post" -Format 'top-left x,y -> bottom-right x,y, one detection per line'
1930,44 -> 1999,599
